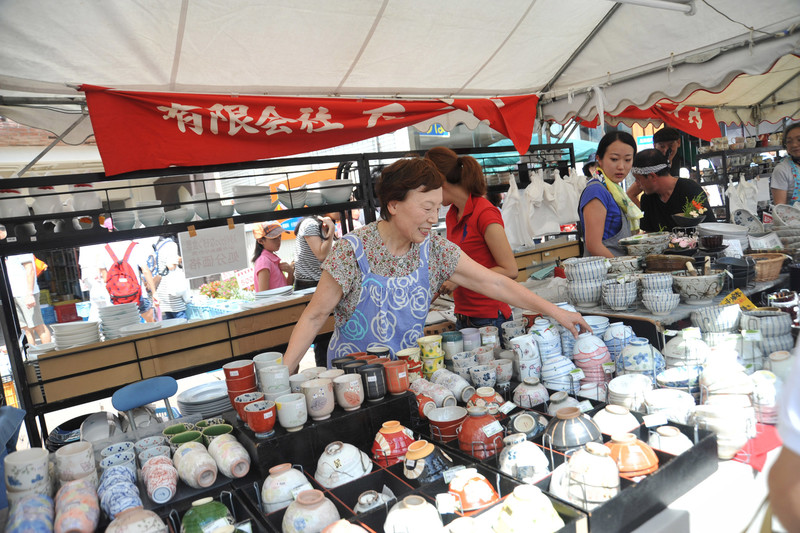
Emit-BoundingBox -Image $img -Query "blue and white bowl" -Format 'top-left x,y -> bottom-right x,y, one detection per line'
100,441 -> 134,457
567,280 -> 603,307
583,316 -> 609,338
640,273 -> 674,291
642,294 -> 681,316
656,366 -> 704,389
690,304 -> 741,333
641,289 -> 675,301
563,257 -> 609,282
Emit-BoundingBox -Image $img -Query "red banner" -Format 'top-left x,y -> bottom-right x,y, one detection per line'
579,102 -> 721,141
81,85 -> 539,176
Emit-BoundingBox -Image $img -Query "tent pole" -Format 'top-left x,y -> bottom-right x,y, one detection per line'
15,113 -> 88,178
756,70 -> 800,107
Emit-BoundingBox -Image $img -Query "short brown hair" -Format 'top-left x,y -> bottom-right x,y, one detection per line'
376,158 -> 444,220
425,146 -> 487,197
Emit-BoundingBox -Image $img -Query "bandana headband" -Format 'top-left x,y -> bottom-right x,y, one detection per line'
631,163 -> 668,175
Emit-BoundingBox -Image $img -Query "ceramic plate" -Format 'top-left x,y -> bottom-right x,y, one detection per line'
255,287 -> 293,298
774,204 -> 800,226
732,209 -> 764,233
178,382 -> 228,404
119,323 -> 162,335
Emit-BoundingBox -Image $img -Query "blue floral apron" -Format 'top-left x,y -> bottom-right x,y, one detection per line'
327,233 -> 431,365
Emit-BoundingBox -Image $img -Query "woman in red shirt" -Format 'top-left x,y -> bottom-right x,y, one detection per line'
425,147 -> 518,329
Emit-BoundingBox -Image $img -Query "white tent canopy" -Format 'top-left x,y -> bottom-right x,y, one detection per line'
1,0 -> 799,148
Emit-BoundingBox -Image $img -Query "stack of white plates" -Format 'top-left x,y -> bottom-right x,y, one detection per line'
98,303 -> 140,340
119,322 -> 162,337
51,321 -> 101,350
26,342 -> 56,360
697,222 -> 749,250
255,286 -> 293,299
177,382 -> 230,417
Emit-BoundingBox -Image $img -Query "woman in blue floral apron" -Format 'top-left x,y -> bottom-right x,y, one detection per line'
283,158 -> 591,371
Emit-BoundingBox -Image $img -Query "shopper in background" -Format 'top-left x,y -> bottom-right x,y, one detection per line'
768,351 -> 800,531
632,148 -> 716,232
770,122 -> 800,205
425,146 -> 517,330
4,252 -> 51,346
252,223 -> 294,292
100,240 -> 159,322
578,131 -> 641,257
155,235 -> 189,320
652,127 -> 686,176
293,214 -> 337,367
282,157 -> 590,371
582,154 -> 598,178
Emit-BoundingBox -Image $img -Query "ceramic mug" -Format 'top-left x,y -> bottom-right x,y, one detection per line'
55,441 -> 95,483
357,363 -> 388,402
301,378 -> 335,421
244,400 -> 277,438
417,335 -> 444,358
276,392 -> 309,432
333,373 -> 365,411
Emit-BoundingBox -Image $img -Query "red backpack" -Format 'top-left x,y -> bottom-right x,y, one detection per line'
105,243 -> 142,305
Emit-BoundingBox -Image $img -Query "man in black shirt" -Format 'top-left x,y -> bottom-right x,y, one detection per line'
633,149 -> 715,232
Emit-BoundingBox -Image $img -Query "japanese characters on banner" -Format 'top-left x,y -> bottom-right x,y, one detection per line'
178,224 -> 248,279
580,102 -> 721,141
81,85 -> 539,176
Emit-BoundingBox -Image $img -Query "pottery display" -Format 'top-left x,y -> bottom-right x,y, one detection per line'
467,386 -> 505,415
430,368 -> 475,403
282,489 -> 340,533
427,406 -> 468,443
604,433 -> 659,477
448,467 -> 500,511
314,441 -> 372,489
106,506 -> 168,533
648,426 -> 694,455
98,465 -> 141,520
384,495 -> 443,532
372,421 -> 415,466
512,377 -> 549,409
565,442 -> 620,510
542,407 -> 602,454
591,405 -> 641,435
458,406 -> 504,459
497,433 -> 550,484
493,485 -> 565,533
402,440 -> 454,484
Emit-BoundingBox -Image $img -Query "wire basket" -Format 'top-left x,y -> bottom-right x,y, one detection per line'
745,253 -> 787,282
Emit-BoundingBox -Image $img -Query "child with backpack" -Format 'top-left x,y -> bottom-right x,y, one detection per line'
101,240 -> 159,321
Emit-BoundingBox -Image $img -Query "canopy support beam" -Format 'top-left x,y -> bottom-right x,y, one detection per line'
15,112 -> 88,178
757,70 -> 800,106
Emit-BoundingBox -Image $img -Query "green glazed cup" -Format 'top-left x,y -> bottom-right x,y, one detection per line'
201,424 -> 233,446
196,417 -> 226,428
163,422 -> 195,438
169,430 -> 203,451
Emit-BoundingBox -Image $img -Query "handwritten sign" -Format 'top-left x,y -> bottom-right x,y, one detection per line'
719,289 -> 756,310
179,224 -> 248,279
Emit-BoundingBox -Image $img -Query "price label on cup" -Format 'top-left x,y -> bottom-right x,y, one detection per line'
442,465 -> 467,484
569,368 -> 585,380
498,401 -> 516,414
481,421 -> 504,438
602,362 -> 616,373
367,376 -> 377,382
577,400 -> 594,413
291,482 -> 313,500
398,372 -> 406,378
742,329 -> 762,341
643,413 -> 668,428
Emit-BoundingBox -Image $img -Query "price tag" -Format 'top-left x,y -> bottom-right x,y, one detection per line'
602,362 -> 616,374
442,465 -> 467,484
569,368 -> 585,380
230,370 -> 239,377
398,372 -> 406,378
643,413 -> 668,428
663,329 -> 679,337
290,482 -> 313,500
263,411 -> 273,419
481,420 -> 504,438
742,329 -> 763,342
682,327 -> 702,340
30,236 -> 36,242
498,401 -> 516,414
7,237 -> 16,242
367,376 -> 377,382
436,492 -> 459,514
577,400 -> 594,413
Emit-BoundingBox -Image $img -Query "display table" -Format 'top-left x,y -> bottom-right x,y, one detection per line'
513,236 -> 581,281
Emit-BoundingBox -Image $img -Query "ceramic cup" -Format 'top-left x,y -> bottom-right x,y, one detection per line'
333,373 -> 365,411
258,365 -> 291,391
384,361 -> 410,395
208,439 -> 251,479
289,373 -> 312,393
276,392 -> 309,432
357,363 -> 388,402
319,369 -> 345,381
366,344 -> 392,358
138,446 -> 171,464
234,391 -> 265,421
331,356 -> 356,369
460,328 -> 482,352
343,360 -> 368,374
253,351 -> 283,369
175,448 -> 218,489
54,441 -> 95,483
134,436 -> 167,454
244,400 -> 277,438
143,462 -> 178,504
222,359 -> 256,380
5,448 -> 50,493
301,378 -> 335,421
201,424 -> 234,445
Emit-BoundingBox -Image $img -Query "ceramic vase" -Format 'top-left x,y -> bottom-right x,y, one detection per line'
371,421 -> 415,467
458,406 -> 504,459
282,490 -> 340,533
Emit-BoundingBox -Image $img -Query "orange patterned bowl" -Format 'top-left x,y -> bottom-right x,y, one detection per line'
604,433 -> 658,476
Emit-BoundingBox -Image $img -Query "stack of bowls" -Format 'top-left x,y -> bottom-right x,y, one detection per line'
233,185 -> 275,215
607,374 -> 653,412
740,309 -> 795,359
616,338 -> 665,384
620,233 -> 670,256
702,332 -> 762,373
601,279 -> 637,311
662,328 -> 708,368
276,185 -> 308,209
98,303 -> 140,340
572,332 -> 612,389
564,257 -> 608,307
644,388 -> 696,424
316,179 -> 354,204
603,322 -> 635,364
690,304 -> 741,334
165,206 -> 195,224
553,302 -> 579,358
640,273 -> 680,315
417,335 -> 445,379
583,315 -> 609,338
541,355 -> 578,392
223,360 -> 258,409
192,192 -> 222,219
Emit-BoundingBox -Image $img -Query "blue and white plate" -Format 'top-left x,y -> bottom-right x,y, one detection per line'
733,209 -> 764,233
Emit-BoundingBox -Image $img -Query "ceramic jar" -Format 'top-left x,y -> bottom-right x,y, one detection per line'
498,433 -> 550,484
106,506 -> 168,533
402,440 -> 454,484
332,373 -> 365,411
430,368 -> 476,403
261,464 -> 313,513
542,407 -> 603,454
282,490 -> 340,533
181,497 -> 234,533
384,495 -> 443,533
513,377 -> 549,409
566,442 -> 620,510
301,378 -> 335,421
208,437 -> 250,479
602,322 -> 635,361
372,421 -> 415,466
458,406 -> 504,459
493,485 -> 565,533
54,477 -> 100,533
467,387 -> 505,416
546,391 -> 580,415
314,442 -> 372,489
448,468 -> 500,512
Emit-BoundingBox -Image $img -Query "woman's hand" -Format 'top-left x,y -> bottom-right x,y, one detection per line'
550,307 -> 592,338
279,261 -> 294,274
320,217 -> 335,239
438,280 -> 458,296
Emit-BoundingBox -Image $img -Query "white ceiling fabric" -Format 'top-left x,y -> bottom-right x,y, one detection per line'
0,0 -> 799,144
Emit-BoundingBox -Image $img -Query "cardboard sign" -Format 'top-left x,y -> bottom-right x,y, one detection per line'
720,289 -> 756,310
235,267 -> 255,289
179,224 -> 248,279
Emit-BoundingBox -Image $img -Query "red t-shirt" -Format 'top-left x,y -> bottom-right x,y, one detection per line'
446,195 -> 511,319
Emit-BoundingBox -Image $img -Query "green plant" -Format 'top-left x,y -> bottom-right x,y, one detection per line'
680,193 -> 708,218
199,277 -> 241,299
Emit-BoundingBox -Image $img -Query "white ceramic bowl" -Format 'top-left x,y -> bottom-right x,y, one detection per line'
317,179 -> 354,204
640,273 -> 673,291
642,295 -> 681,315
672,270 -> 725,305
276,186 -> 307,209
165,207 -> 195,223
563,257 -> 609,282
